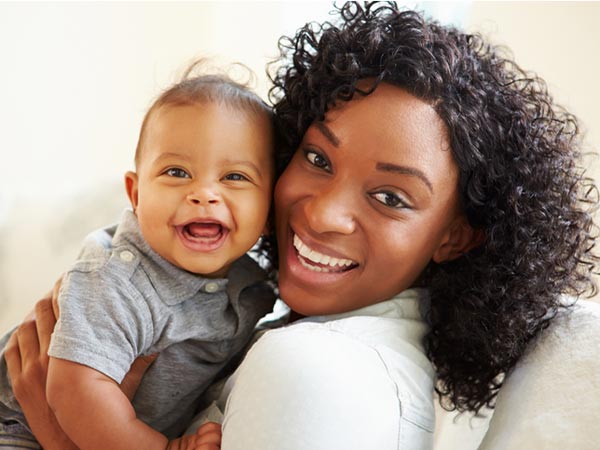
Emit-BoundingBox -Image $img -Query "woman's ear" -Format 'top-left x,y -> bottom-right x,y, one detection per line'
432,216 -> 485,263
124,171 -> 139,213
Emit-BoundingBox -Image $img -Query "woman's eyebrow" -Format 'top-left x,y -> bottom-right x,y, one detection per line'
376,162 -> 434,193
315,121 -> 340,147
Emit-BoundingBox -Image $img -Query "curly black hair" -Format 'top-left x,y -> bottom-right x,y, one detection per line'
269,2 -> 599,413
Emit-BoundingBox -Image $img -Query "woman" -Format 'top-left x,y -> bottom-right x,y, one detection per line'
5,3 -> 597,449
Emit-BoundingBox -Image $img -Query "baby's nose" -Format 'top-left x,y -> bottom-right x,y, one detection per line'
186,187 -> 221,205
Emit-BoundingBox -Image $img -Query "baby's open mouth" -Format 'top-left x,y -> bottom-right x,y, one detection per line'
183,222 -> 224,240
177,221 -> 229,247
175,220 -> 229,252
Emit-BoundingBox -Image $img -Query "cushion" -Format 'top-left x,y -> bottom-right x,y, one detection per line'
478,300 -> 600,450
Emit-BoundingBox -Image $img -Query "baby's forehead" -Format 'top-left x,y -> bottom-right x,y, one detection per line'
154,101 -> 273,134
138,101 -> 274,160
137,102 -> 275,171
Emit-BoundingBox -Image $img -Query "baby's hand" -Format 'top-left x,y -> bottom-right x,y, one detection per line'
167,422 -> 222,450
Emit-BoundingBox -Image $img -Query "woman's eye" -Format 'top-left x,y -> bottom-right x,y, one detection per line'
164,168 -> 190,178
223,173 -> 249,182
371,191 -> 410,209
305,150 -> 331,171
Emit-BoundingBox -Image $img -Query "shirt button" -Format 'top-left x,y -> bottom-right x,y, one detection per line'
204,282 -> 219,293
120,250 -> 134,262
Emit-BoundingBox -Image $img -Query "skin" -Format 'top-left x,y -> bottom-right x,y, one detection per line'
276,83 -> 479,316
126,102 -> 275,277
45,101 -> 274,450
8,82 -> 480,447
5,297 -> 78,450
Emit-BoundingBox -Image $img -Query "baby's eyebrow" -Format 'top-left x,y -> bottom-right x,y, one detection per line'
376,162 -> 434,193
222,159 -> 263,177
153,152 -> 190,164
315,121 -> 340,147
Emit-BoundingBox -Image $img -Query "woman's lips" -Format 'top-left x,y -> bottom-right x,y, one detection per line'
175,221 -> 229,252
290,233 -> 358,274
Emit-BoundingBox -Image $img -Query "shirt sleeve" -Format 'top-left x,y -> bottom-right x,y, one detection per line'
220,324 -> 431,450
48,262 -> 153,383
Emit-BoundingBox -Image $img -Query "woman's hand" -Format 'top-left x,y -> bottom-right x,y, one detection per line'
4,278 -> 157,449
5,296 -> 78,450
167,422 -> 222,450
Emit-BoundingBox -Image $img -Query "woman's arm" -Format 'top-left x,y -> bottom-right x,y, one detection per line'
4,290 -> 159,449
4,298 -> 78,450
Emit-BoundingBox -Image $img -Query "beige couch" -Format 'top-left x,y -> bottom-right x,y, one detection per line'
435,299 -> 600,450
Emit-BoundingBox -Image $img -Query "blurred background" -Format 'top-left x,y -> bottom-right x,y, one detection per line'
1,0 -> 598,333
0,2 -> 598,449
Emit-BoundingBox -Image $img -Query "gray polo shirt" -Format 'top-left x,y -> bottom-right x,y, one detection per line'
0,210 -> 275,439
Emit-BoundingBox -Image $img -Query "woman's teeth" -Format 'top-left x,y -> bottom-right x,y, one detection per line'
293,234 -> 356,273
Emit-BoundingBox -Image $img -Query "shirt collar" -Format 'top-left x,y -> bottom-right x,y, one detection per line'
305,288 -> 430,323
112,209 -> 266,305
299,288 -> 433,378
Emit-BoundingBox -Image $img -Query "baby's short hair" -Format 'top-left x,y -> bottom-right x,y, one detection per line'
135,63 -> 271,167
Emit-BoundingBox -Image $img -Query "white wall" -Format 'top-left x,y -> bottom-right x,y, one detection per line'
0,2 -> 334,206
467,1 -> 600,185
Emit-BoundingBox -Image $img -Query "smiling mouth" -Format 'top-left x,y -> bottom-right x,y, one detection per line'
293,234 -> 358,273
183,222 -> 224,240
176,221 -> 229,251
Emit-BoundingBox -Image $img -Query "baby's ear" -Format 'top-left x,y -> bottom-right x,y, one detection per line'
124,171 -> 139,213
432,216 -> 485,263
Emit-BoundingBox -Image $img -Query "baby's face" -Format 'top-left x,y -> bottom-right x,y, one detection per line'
126,102 -> 274,277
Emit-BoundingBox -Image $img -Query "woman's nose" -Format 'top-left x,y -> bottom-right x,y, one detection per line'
302,183 -> 356,235
186,186 -> 221,205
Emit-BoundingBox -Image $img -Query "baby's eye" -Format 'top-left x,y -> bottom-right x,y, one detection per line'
164,168 -> 190,178
305,150 -> 331,171
223,173 -> 249,182
371,191 -> 410,209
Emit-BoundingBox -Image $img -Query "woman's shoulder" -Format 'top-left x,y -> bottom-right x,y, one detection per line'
274,290 -> 436,380
218,318 -> 435,449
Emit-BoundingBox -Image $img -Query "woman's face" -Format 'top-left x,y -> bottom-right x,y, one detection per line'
274,83 -> 472,315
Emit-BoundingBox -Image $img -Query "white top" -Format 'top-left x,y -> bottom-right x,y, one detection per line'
190,288 -> 436,450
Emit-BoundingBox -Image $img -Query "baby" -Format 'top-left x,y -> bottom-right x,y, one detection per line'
0,69 -> 277,450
